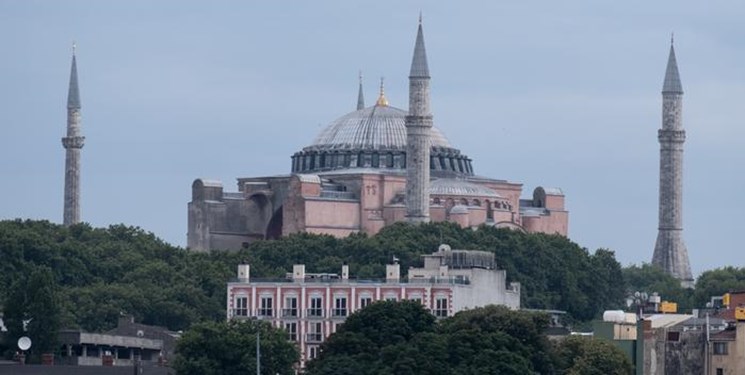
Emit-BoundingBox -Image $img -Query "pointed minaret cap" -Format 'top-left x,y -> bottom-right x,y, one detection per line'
357,71 -> 365,110
409,15 -> 430,78
662,36 -> 683,94
67,42 -> 81,109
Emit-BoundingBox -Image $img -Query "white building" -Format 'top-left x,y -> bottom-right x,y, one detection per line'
226,244 -> 520,364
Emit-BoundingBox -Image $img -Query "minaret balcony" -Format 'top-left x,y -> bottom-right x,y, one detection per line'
658,130 -> 685,143
62,136 -> 86,149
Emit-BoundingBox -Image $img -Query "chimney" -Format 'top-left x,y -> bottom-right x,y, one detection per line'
386,263 -> 400,282
342,264 -> 349,280
237,264 -> 250,282
293,265 -> 306,280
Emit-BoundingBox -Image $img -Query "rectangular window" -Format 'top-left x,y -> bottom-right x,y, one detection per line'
333,296 -> 347,317
308,296 -> 323,317
259,296 -> 273,317
307,322 -> 323,342
284,322 -> 297,341
234,296 -> 248,316
409,296 -> 422,304
384,293 -> 397,301
283,296 -> 298,317
308,346 -> 319,360
359,296 -> 373,309
716,368 -> 723,375
435,296 -> 448,317
713,342 -> 729,355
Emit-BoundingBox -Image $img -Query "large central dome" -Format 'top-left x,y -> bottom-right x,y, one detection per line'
290,89 -> 474,176
310,105 -> 451,150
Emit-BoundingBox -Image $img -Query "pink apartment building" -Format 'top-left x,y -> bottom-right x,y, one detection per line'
226,245 -> 520,364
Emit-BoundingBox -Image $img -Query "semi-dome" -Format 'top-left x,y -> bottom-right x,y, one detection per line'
310,105 -> 451,150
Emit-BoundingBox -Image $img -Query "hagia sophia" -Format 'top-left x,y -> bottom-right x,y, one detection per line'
186,20 -> 568,251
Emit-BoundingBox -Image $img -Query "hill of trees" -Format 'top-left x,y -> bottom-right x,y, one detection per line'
305,301 -> 632,375
1,219 -> 741,360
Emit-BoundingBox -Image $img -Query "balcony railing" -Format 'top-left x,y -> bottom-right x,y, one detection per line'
331,309 -> 348,318
282,309 -> 298,318
306,333 -> 323,343
232,309 -> 249,318
306,308 -> 324,318
257,309 -> 273,317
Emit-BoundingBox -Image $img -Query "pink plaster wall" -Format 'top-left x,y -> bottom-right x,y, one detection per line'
304,200 -> 360,228
522,210 -> 568,236
545,195 -> 565,211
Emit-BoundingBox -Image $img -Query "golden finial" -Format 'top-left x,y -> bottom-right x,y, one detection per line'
376,77 -> 388,106
72,41 -> 77,55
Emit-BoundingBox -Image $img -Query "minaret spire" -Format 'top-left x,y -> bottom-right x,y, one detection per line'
662,38 -> 683,94
62,43 -> 85,226
357,71 -> 365,110
409,18 -> 430,78
405,16 -> 432,223
653,38 -> 693,287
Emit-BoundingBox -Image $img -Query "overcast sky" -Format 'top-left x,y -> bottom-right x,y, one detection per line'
2,1 -> 743,276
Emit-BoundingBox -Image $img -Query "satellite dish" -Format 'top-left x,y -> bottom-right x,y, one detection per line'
17,336 -> 32,351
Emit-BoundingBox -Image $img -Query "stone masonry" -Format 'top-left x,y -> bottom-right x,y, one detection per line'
62,46 -> 84,226
405,19 -> 432,223
652,41 -> 693,287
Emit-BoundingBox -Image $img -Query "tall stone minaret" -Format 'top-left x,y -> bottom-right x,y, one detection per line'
652,39 -> 693,287
405,16 -> 432,223
62,44 -> 85,226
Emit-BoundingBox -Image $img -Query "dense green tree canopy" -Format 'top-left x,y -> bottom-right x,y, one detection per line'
1,219 -> 630,361
0,219 -> 627,333
694,267 -> 745,307
174,320 -> 298,375
309,302 -> 635,375
552,335 -> 633,375
306,303 -> 554,375
622,263 -> 694,312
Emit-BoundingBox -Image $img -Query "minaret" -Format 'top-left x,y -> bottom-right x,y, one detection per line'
357,71 -> 365,110
405,16 -> 432,223
652,38 -> 693,287
62,43 -> 85,226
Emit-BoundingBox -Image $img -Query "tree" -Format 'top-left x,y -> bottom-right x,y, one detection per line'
439,305 -> 555,374
174,320 -> 298,375
306,300 -> 436,374
553,336 -> 633,375
694,267 -> 745,307
308,303 -> 556,375
2,266 -> 61,361
623,263 -> 693,311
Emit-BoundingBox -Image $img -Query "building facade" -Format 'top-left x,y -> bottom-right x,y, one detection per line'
188,20 -> 568,252
226,245 -> 520,364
